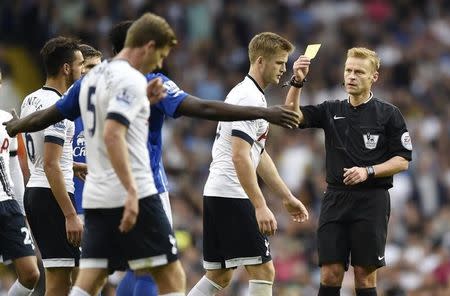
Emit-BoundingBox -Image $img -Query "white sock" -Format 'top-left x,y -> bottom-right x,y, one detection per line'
187,276 -> 223,296
248,280 -> 273,296
159,293 -> 185,296
7,280 -> 33,296
69,286 -> 91,296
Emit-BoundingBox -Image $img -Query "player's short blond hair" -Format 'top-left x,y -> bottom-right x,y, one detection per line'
248,32 -> 294,64
347,47 -> 380,72
125,13 -> 177,49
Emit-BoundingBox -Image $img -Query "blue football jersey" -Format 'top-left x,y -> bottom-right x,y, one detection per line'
72,117 -> 85,214
146,73 -> 189,193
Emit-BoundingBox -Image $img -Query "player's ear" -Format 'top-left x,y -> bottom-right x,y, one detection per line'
62,63 -> 71,75
257,56 -> 263,65
145,40 -> 156,51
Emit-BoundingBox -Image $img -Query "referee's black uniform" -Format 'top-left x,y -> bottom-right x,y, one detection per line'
300,94 -> 412,270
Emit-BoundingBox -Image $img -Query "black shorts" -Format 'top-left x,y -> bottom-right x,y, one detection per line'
24,187 -> 80,268
80,195 -> 178,272
203,196 -> 272,270
0,199 -> 35,263
317,188 -> 390,270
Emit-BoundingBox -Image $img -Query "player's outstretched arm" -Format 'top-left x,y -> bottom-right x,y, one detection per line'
177,95 -> 300,128
147,77 -> 167,105
3,106 -> 65,137
256,151 -> 309,223
231,137 -> 277,236
103,119 -> 138,233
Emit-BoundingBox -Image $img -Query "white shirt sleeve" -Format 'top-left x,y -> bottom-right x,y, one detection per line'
9,137 -> 25,215
106,80 -> 148,126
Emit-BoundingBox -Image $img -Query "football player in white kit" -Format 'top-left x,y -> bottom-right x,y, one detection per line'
0,69 -> 40,296
188,33 -> 310,296
20,37 -> 84,296
68,13 -> 185,296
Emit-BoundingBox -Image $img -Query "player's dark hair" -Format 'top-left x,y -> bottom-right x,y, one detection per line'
109,20 -> 134,55
125,13 -> 177,49
79,44 -> 102,59
40,36 -> 81,77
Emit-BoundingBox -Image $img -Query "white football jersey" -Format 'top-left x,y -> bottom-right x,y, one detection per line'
204,75 -> 269,199
0,110 -> 17,202
79,60 -> 157,209
21,87 -> 75,193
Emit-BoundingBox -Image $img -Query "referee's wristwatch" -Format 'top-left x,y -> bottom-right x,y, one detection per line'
366,166 -> 375,179
282,76 -> 307,88
289,76 -> 306,88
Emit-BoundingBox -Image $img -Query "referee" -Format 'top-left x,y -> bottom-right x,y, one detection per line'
285,47 -> 412,296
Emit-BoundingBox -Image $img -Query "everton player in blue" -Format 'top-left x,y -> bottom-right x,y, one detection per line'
73,44 -> 102,215
4,21 -> 301,296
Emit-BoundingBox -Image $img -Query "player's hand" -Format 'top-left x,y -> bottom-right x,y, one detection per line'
282,196 -> 309,223
147,78 -> 167,105
119,190 -> 139,233
265,105 -> 301,128
2,109 -> 20,137
255,206 -> 277,236
73,162 -> 88,181
293,55 -> 310,82
65,213 -> 84,247
343,167 -> 368,185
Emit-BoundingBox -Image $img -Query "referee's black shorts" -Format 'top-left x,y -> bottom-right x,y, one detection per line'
317,188 -> 390,270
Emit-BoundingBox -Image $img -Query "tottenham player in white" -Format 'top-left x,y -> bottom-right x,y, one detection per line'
20,37 -> 84,296
69,13 -> 185,296
0,70 -> 40,296
188,33 -> 309,296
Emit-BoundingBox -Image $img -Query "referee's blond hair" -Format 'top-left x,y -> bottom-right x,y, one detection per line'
347,47 -> 380,73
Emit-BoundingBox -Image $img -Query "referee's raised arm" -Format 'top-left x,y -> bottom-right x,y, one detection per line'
284,55 -> 310,124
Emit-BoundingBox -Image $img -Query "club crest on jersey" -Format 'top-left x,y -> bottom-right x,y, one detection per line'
363,133 -> 379,150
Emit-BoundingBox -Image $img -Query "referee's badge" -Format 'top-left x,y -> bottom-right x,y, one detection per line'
401,132 -> 412,150
363,133 -> 379,150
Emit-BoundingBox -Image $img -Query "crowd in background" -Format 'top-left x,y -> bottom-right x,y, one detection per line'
0,0 -> 449,295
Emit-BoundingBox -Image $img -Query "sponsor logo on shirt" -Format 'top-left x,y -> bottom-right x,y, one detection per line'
73,131 -> 86,157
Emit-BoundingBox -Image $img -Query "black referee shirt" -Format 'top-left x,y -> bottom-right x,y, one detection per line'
300,96 -> 412,190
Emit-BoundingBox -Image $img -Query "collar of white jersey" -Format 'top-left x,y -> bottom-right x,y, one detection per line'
246,74 -> 264,95
42,86 -> 63,97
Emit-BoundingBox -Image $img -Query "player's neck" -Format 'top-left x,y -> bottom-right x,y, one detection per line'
115,48 -> 145,74
44,77 -> 68,95
248,68 -> 267,90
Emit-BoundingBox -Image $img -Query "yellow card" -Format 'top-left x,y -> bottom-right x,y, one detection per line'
304,44 -> 321,59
